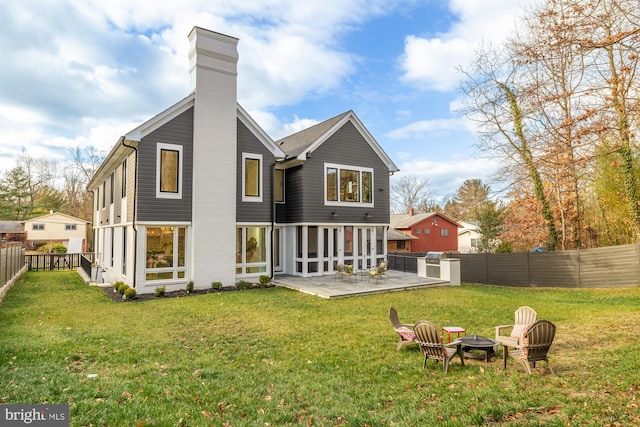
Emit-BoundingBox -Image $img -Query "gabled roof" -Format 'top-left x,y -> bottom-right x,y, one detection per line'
88,96 -> 285,189
390,212 -> 461,229
276,111 -> 399,172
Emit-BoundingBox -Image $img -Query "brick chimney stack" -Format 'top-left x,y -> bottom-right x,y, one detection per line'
408,207 -> 414,216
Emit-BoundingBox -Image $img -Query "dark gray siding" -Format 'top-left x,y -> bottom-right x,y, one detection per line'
136,107 -> 193,222
282,121 -> 391,224
277,166 -> 304,223
236,120 -> 277,223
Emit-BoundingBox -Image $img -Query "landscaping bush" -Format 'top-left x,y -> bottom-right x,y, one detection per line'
123,287 -> 136,300
211,281 -> 222,291
186,281 -> 194,293
113,281 -> 126,294
258,275 -> 271,287
154,286 -> 166,297
235,280 -> 252,290
38,243 -> 67,254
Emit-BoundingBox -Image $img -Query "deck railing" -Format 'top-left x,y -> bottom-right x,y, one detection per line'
25,253 -> 97,272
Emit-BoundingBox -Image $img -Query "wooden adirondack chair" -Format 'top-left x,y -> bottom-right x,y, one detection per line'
414,320 -> 464,375
507,319 -> 556,374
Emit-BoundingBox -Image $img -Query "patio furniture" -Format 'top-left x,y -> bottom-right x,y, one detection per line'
507,319 -> 556,374
442,326 -> 466,343
495,306 -> 537,367
388,307 -> 417,350
335,263 -> 357,282
368,261 -> 388,282
459,335 -> 499,362
414,320 -> 464,375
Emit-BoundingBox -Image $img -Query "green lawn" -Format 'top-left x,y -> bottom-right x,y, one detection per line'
1,271 -> 639,426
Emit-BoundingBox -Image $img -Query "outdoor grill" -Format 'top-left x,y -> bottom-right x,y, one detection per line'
424,251 -> 446,279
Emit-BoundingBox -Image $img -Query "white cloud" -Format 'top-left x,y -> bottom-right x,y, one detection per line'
392,155 -> 499,199
385,117 -> 472,140
399,0 -> 530,92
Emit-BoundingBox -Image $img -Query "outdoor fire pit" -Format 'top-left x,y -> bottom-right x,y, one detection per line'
458,335 -> 499,362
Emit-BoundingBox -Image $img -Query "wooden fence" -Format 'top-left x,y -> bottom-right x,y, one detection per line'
0,244 -> 25,287
389,244 -> 640,288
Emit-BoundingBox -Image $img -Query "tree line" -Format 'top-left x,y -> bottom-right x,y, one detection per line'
394,0 -> 640,252
0,147 -> 103,222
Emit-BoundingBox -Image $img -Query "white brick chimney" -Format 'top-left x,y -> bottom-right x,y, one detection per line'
188,27 -> 239,287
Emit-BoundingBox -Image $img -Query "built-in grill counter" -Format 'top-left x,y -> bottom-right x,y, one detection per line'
417,251 -> 460,286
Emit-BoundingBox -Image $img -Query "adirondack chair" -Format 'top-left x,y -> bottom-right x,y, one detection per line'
507,319 -> 556,374
414,320 -> 464,375
496,306 -> 537,368
388,307 -> 416,350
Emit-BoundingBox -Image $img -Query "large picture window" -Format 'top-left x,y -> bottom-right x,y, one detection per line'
324,163 -> 373,206
236,226 -> 267,275
156,143 -> 183,199
145,226 -> 187,281
242,153 -> 263,202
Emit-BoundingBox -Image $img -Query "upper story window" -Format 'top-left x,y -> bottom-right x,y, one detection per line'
440,228 -> 450,237
424,228 -> 430,234
65,224 -> 77,231
110,172 -> 115,205
32,223 -> 44,231
121,159 -> 127,198
275,169 -> 285,203
324,163 -> 373,206
242,153 -> 262,202
156,143 -> 183,199
102,181 -> 106,208
414,228 -> 421,235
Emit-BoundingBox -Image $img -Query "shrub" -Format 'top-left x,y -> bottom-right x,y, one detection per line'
154,286 -> 166,297
123,287 -> 137,300
114,281 -> 126,294
236,280 -> 252,290
38,243 -> 67,254
258,275 -> 271,286
186,281 -> 194,293
211,281 -> 222,291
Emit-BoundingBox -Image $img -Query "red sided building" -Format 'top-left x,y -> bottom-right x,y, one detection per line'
390,209 -> 460,253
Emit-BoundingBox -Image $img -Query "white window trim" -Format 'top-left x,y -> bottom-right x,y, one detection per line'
143,225 -> 188,283
242,153 -> 263,203
156,143 -> 183,199
324,162 -> 374,207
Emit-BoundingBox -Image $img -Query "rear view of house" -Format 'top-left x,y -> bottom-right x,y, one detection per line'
87,26 -> 398,294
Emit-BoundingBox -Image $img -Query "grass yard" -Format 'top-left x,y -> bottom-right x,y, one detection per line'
1,271 -> 640,426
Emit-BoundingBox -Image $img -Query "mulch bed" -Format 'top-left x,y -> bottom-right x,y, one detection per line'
100,284 -> 274,302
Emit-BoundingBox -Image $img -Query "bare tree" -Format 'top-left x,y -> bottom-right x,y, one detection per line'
390,175 -> 436,214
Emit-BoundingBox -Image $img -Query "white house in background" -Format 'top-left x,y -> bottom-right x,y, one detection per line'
457,220 -> 481,253
22,212 -> 89,252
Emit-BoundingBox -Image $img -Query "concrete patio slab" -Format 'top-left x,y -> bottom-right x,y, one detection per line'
273,269 -> 449,298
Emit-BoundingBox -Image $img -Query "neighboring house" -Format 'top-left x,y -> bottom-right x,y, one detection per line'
387,229 -> 417,253
458,220 -> 481,253
21,212 -> 89,252
390,209 -> 459,253
0,221 -> 26,247
87,26 -> 399,294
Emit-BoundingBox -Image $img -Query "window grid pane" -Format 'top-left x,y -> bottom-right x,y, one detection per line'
160,149 -> 179,193
326,168 -> 338,201
245,158 -> 260,197
340,169 -> 359,202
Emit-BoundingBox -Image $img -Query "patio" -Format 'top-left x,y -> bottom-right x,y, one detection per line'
273,269 -> 449,298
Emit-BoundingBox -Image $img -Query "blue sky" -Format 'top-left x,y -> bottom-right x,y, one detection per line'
0,0 -> 528,201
